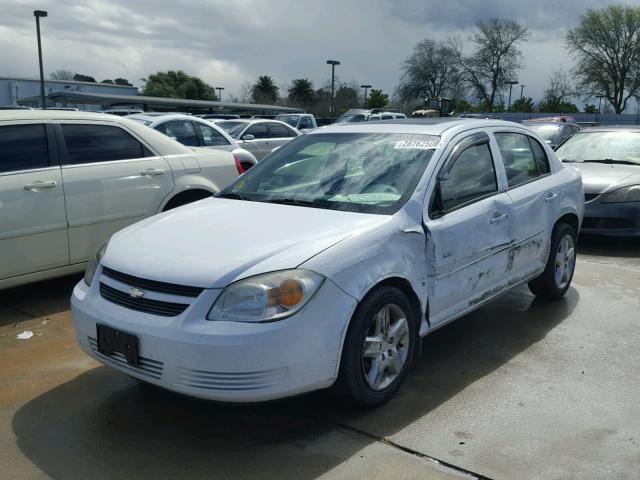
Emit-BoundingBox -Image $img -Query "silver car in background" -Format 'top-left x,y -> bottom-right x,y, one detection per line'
555,126 -> 640,236
128,113 -> 257,171
217,119 -> 301,160
523,121 -> 580,150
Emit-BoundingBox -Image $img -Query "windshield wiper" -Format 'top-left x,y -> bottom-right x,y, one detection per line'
262,197 -> 333,209
217,191 -> 251,201
583,159 -> 639,165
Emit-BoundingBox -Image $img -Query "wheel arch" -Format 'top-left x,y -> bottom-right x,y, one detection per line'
160,187 -> 215,212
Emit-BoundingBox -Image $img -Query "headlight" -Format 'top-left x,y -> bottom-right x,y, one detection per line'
601,185 -> 640,203
207,270 -> 325,322
84,239 -> 109,286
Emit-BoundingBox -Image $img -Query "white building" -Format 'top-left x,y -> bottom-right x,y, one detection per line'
0,76 -> 138,109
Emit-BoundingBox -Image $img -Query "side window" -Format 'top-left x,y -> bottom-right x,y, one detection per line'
494,132 -> 540,188
528,136 -> 550,175
268,123 -> 295,138
299,117 -> 313,129
195,123 -> 230,147
155,120 -> 198,147
381,115 -> 393,120
0,124 -> 49,173
246,123 -> 268,139
61,124 -> 151,165
437,142 -> 498,212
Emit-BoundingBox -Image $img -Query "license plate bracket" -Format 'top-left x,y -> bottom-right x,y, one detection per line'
96,324 -> 139,367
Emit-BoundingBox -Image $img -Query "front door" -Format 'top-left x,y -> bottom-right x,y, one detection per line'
240,123 -> 270,159
0,123 -> 69,279
424,132 -> 513,325
58,122 -> 174,264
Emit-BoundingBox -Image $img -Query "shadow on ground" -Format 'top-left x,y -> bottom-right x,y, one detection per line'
12,285 -> 578,479
577,234 -> 640,259
0,274 -> 82,328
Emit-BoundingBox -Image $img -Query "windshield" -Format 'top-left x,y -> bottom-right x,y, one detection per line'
336,114 -> 367,123
221,132 -> 439,214
217,121 -> 247,138
526,124 -> 561,144
275,115 -> 299,127
555,131 -> 640,165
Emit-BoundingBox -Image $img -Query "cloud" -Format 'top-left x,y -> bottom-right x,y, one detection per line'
0,0 -> 619,104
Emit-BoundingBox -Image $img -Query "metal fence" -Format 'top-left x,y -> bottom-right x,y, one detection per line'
483,112 -> 640,126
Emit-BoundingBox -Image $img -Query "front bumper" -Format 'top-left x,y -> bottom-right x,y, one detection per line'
71,270 -> 358,402
581,196 -> 640,237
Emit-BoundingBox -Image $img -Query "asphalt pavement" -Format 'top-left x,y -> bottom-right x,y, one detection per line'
1,235 -> 639,480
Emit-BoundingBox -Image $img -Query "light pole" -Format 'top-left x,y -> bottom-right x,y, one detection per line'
34,10 -> 48,109
504,80 -> 518,110
519,84 -> 526,100
596,94 -> 605,114
216,87 -> 224,102
326,60 -> 340,118
361,84 -> 371,109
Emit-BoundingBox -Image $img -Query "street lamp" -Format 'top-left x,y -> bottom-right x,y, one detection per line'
215,87 -> 224,102
34,10 -> 48,109
326,60 -> 340,118
519,84 -> 526,100
503,80 -> 519,110
361,84 -> 372,109
596,94 -> 606,114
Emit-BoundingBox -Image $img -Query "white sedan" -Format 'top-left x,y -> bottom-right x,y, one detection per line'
71,119 -> 583,406
0,110 -> 242,290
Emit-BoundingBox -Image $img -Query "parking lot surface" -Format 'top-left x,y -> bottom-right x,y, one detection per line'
1,236 -> 639,480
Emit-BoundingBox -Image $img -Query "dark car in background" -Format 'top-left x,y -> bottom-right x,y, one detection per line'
555,126 -> 640,236
524,121 -> 580,150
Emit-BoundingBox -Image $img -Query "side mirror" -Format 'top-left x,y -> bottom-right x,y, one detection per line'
242,134 -> 255,141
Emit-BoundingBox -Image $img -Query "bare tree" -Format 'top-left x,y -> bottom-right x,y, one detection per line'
49,70 -> 75,80
396,38 -> 461,106
567,4 -> 640,114
461,19 -> 528,111
538,69 -> 578,112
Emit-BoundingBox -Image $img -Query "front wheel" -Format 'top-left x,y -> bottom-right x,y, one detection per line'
337,286 -> 416,407
528,222 -> 577,299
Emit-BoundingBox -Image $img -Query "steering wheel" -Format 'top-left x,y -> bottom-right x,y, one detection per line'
362,184 -> 400,195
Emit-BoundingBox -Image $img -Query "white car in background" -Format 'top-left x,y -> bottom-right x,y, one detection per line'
217,119 -> 301,160
72,119 -> 583,406
127,113 -> 257,171
0,110 -> 242,289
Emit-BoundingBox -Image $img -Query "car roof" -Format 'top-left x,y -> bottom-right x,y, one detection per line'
127,113 -> 196,122
578,125 -> 640,132
523,121 -> 564,128
313,118 -> 519,136
0,110 -> 118,121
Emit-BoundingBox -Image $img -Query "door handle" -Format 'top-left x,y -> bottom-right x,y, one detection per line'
24,180 -> 57,191
545,192 -> 558,203
489,213 -> 509,224
141,168 -> 165,176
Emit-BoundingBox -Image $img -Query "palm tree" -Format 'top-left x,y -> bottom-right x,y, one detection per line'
287,78 -> 317,109
251,75 -> 279,104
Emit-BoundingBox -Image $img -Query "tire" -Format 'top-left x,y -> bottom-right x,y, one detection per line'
528,222 -> 577,299
162,190 -> 212,211
337,286 -> 417,407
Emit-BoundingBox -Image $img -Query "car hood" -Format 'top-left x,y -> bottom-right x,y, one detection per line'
102,198 -> 389,289
570,162 -> 640,193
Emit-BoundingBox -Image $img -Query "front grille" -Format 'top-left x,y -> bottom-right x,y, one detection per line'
582,217 -> 634,229
100,282 -> 189,317
178,367 -> 287,391
102,266 -> 203,297
88,336 -> 163,380
584,193 -> 600,202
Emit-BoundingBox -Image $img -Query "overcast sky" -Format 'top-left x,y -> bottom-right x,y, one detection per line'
0,0 -> 622,105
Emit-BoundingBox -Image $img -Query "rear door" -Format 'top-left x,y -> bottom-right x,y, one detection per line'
493,131 -> 556,276
424,131 -> 514,324
154,120 -> 199,148
0,122 -> 69,279
58,122 -> 175,263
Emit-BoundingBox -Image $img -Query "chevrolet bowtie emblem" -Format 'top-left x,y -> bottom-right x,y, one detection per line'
129,287 -> 145,299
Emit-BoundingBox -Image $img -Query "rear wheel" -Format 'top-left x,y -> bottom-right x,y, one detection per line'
338,286 -> 416,407
528,222 -> 577,299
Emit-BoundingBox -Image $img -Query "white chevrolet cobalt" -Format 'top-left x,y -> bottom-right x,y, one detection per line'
72,119 -> 584,406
